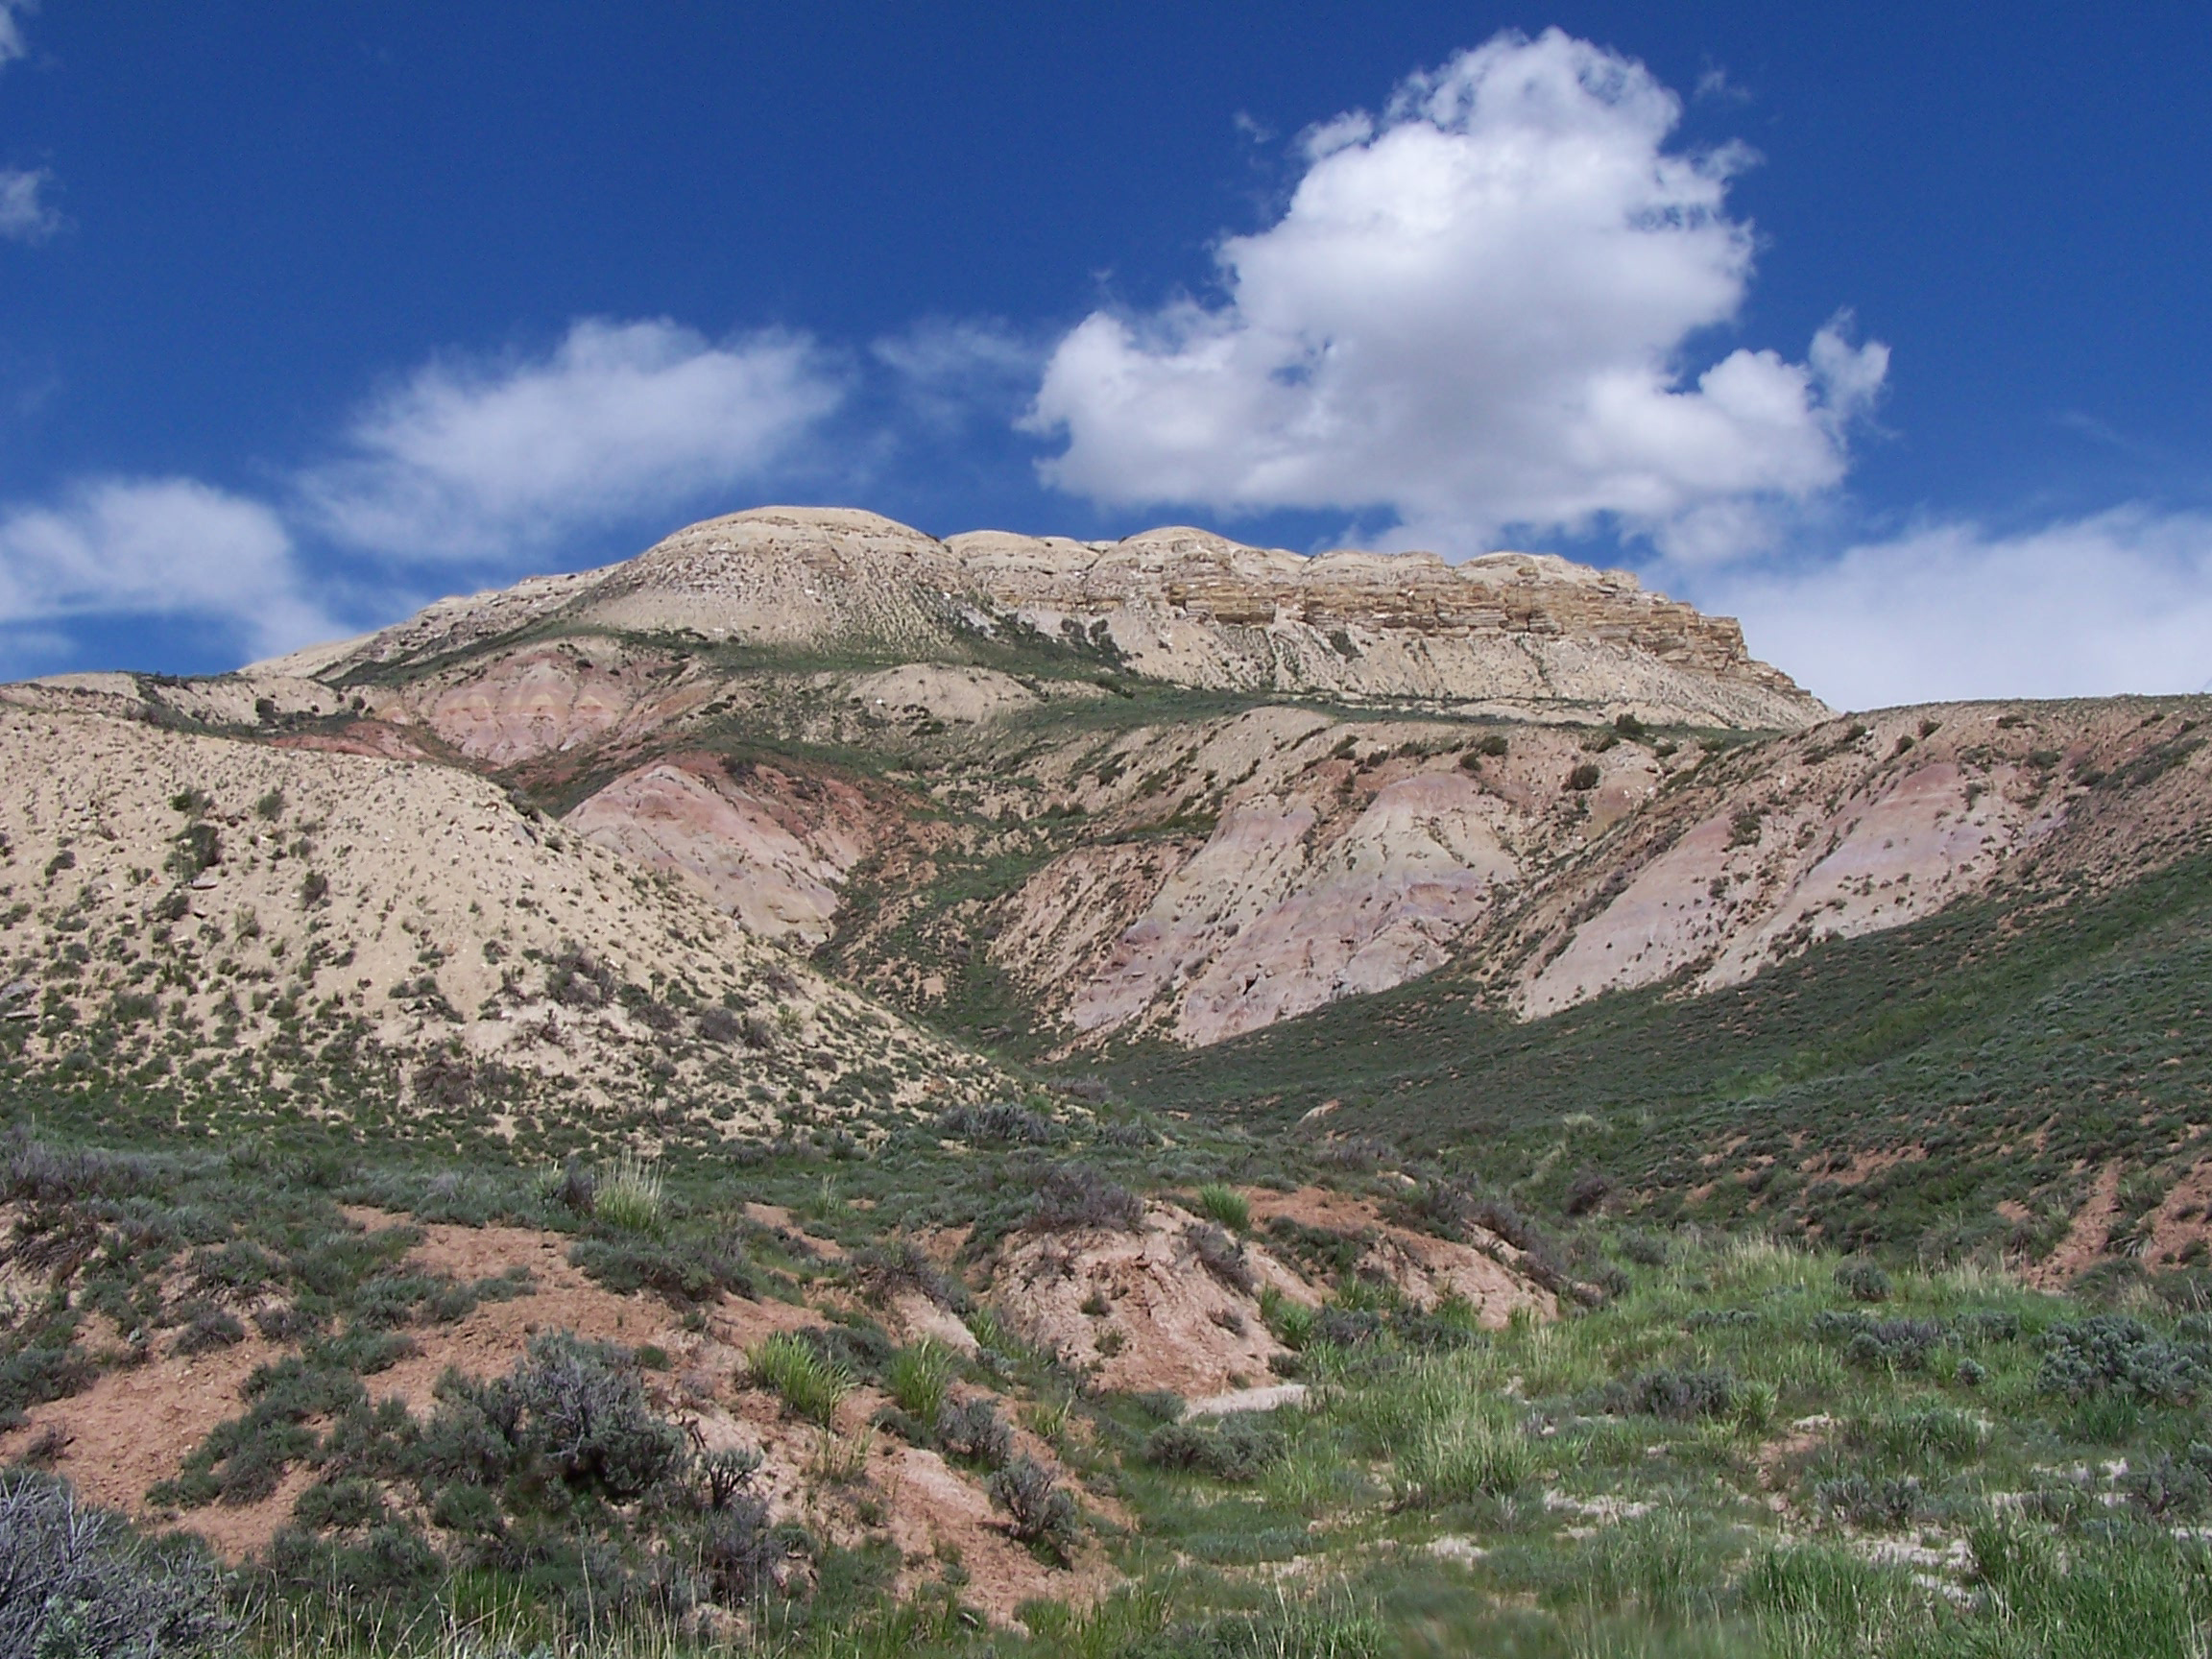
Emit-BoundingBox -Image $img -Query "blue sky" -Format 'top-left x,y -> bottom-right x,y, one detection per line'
0,3 -> 2207,709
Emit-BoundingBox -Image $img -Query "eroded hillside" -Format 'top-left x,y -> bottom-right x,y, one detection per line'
0,697 -> 1011,1151
12,508 -> 2208,1070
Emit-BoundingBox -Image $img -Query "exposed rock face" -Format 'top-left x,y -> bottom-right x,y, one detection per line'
1486,701 -> 2212,1018
950,525 -> 1816,726
264,505 -> 1825,731
990,1191 -> 1553,1399
564,753 -> 878,944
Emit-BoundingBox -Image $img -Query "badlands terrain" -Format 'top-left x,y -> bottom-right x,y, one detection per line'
6,505 -> 2212,1656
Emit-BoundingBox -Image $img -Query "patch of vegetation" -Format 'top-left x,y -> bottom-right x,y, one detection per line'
1106,846 -> 2212,1261
750,1331 -> 854,1426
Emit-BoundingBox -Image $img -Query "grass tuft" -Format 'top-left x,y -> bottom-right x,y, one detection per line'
592,1150 -> 663,1234
749,1331 -> 854,1427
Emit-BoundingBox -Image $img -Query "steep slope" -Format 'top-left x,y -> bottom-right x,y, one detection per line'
1479,700 -> 2212,1015
0,694 -> 1012,1153
1109,838 -> 2212,1269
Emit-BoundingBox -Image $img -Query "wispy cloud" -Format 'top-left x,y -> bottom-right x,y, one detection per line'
873,318 -> 1043,435
0,477 -> 336,661
0,2 -> 31,69
1692,507 -> 2212,709
0,166 -> 60,243
296,317 -> 847,568
1024,28 -> 1886,562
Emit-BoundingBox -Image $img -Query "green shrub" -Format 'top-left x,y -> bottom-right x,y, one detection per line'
372,1334 -> 678,1509
1185,1222 -> 1255,1293
2040,1315 -> 2207,1404
1028,1165 -> 1143,1233
937,1102 -> 1060,1145
171,1303 -> 246,1357
2126,1445 -> 2212,1519
1836,1258 -> 1893,1303
569,1235 -> 751,1305
1814,1471 -> 1925,1528
0,1345 -> 97,1425
939,1396 -> 1013,1467
1143,1413 -> 1285,1482
0,1474 -> 228,1656
1259,1286 -> 1319,1351
1815,1311 -> 1944,1373
701,1497 -> 776,1605
851,1241 -> 970,1312
750,1332 -> 854,1427
1605,1367 -> 1745,1423
695,1445 -> 764,1512
988,1456 -> 1078,1558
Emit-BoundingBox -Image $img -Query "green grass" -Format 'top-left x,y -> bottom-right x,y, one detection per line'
1193,1182 -> 1250,1232
750,1332 -> 855,1427
12,1117 -> 2212,1656
884,1339 -> 955,1427
593,1149 -> 664,1234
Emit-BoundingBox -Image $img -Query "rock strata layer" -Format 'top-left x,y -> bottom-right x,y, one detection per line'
264,506 -> 1825,731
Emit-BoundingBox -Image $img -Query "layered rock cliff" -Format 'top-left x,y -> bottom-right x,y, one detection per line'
266,507 -> 1826,731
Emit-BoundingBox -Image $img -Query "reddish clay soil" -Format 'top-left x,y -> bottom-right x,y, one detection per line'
0,1205 -> 1125,1623
2024,1163 -> 2125,1291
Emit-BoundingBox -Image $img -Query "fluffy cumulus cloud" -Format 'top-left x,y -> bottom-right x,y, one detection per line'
1026,28 -> 1887,559
299,318 -> 846,565
1693,508 -> 2212,709
0,478 -> 335,660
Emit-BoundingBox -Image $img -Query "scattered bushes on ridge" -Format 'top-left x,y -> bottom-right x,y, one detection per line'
1028,1165 -> 1143,1234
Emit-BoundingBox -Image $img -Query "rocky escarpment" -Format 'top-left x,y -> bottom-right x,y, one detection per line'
949,525 -> 1816,727
263,506 -> 1825,731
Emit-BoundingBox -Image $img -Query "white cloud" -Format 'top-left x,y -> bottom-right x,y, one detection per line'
300,318 -> 846,565
1026,28 -> 1886,560
0,2 -> 31,69
0,478 -> 335,659
1692,508 -> 2212,709
0,166 -> 60,243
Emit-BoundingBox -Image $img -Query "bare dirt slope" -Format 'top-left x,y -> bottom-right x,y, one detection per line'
0,1207 -> 1119,1623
